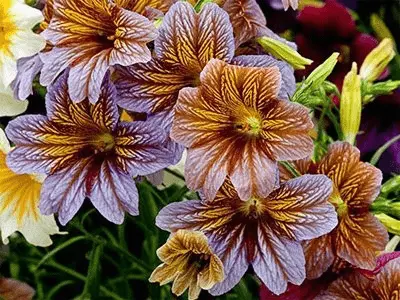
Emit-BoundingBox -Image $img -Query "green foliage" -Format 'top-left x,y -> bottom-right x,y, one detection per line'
0,181 -> 259,299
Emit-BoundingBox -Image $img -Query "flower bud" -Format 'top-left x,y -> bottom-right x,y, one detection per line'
375,213 -> 400,235
256,36 -> 313,70
360,38 -> 395,82
340,62 -> 361,145
370,14 -> 396,48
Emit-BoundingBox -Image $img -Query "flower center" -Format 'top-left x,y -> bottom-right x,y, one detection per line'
234,115 -> 262,136
240,197 -> 265,219
0,11 -> 16,53
189,253 -> 211,270
330,186 -> 348,217
91,133 -> 115,153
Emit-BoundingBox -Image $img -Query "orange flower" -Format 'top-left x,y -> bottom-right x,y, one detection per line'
39,0 -> 158,103
149,230 -> 224,300
171,59 -> 313,201
317,257 -> 400,299
280,142 -> 389,278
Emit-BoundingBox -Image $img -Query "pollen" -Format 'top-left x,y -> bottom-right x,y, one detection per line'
92,133 -> 115,153
234,115 -> 262,136
240,197 -> 266,218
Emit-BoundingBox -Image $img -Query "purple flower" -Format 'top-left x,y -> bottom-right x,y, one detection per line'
6,71 -> 179,225
156,175 -> 337,295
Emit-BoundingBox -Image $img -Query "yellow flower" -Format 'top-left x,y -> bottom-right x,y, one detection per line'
0,0 -> 45,90
359,38 -> 395,82
0,128 -> 63,247
149,230 -> 224,300
340,62 -> 361,145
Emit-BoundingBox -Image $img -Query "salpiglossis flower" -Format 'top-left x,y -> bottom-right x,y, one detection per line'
0,128 -> 62,247
280,142 -> 389,278
171,59 -> 313,201
6,72 -> 178,225
156,175 -> 337,295
317,257 -> 400,299
149,230 -> 224,300
39,0 -> 158,103
0,0 -> 45,90
115,1 -> 296,127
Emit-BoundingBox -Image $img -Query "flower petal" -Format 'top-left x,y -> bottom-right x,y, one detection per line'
232,55 -> 296,100
11,54 -> 43,100
155,2 -> 235,72
89,159 -> 139,224
253,223 -> 305,295
115,120 -> 180,176
265,174 -> 336,241
115,0 -> 174,14
303,234 -> 335,279
0,89 -> 28,117
372,257 -> 400,299
39,158 -> 90,225
335,213 -> 388,270
260,99 -> 314,161
0,278 -> 35,300
114,60 -> 193,114
223,0 -> 266,47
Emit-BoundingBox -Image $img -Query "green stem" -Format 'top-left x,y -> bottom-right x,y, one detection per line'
279,161 -> 300,177
370,134 -> 400,166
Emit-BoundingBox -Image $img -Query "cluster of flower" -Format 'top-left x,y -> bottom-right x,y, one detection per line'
0,0 -> 399,299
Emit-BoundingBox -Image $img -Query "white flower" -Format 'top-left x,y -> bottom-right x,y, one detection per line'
0,128 -> 65,247
0,0 -> 45,90
0,87 -> 28,117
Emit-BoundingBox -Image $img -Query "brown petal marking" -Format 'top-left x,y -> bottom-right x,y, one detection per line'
373,257 -> 400,299
335,213 -> 388,270
339,162 -> 382,208
0,278 -> 35,300
259,99 -> 314,161
317,142 -> 361,191
114,60 -> 194,114
223,0 -> 267,47
317,272 -> 372,300
115,0 -> 174,14
149,263 -> 181,285
155,2 -> 234,72
303,234 -> 335,279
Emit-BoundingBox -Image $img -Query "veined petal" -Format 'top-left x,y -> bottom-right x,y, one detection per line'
41,0 -> 157,102
6,115 -> 88,174
223,0 -> 266,47
208,227 -> 248,296
253,223 -> 305,295
115,0 -> 174,14
264,175 -> 336,241
335,213 -> 388,270
114,120 -> 179,176
372,257 -> 400,298
114,60 -> 193,115
229,139 -> 279,200
303,234 -> 335,279
39,158 -> 91,225
155,2 -> 235,72
90,159 -> 139,224
11,54 -> 43,100
260,99 -> 314,161
232,55 -> 296,100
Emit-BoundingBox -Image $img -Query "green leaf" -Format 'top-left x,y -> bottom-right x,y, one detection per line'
81,243 -> 104,299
